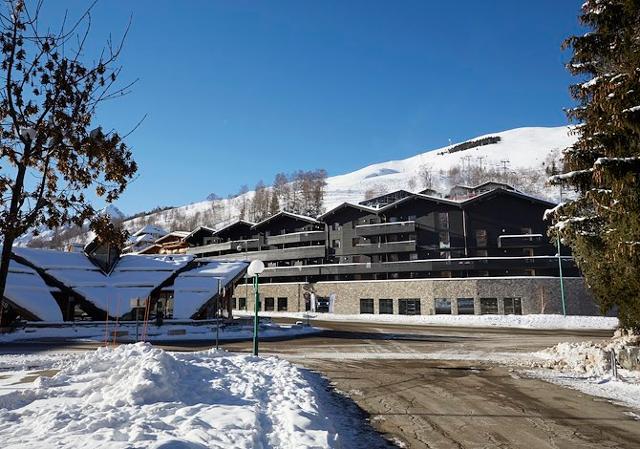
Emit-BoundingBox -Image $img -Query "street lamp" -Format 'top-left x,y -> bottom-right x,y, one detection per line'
557,186 -> 567,316
248,259 -> 265,356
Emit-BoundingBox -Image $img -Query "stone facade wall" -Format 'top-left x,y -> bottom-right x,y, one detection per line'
232,277 -> 599,316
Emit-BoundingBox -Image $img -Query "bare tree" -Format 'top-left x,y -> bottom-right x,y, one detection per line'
418,165 -> 434,189
0,1 -> 138,314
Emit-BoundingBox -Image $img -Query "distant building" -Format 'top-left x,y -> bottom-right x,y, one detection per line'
186,185 -> 598,317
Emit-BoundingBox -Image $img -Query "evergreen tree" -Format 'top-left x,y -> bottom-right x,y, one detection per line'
548,0 -> 640,329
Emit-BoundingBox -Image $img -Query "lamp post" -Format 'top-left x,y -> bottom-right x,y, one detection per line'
247,259 -> 265,356
215,279 -> 221,351
556,186 -> 567,316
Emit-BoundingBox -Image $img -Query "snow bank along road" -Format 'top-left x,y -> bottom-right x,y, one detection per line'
219,320 -> 640,449
0,343 -> 390,449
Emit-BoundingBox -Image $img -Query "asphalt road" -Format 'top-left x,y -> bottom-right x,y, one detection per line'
2,320 -> 638,448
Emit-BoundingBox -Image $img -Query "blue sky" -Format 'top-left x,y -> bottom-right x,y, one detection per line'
40,1 -> 584,215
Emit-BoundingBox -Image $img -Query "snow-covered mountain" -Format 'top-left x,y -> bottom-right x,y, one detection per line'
23,126 -> 576,247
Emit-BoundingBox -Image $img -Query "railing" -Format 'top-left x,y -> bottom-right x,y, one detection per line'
187,239 -> 259,256
265,230 -> 325,246
355,221 -> 416,237
497,234 -> 545,248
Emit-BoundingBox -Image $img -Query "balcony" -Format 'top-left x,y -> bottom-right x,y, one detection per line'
187,239 -> 259,256
200,244 -> 326,262
355,240 -> 416,254
355,221 -> 415,237
265,230 -> 325,246
260,255 -> 577,278
497,234 -> 545,248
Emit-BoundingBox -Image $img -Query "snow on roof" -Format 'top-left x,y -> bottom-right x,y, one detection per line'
132,225 -> 168,237
13,248 -> 193,318
172,261 -> 248,319
5,261 -> 63,321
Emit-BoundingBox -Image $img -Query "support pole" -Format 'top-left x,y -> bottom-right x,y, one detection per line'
557,186 -> 567,316
252,274 -> 260,356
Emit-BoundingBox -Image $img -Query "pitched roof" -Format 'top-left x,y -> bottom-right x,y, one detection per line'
213,219 -> 255,236
460,187 -> 556,208
379,193 -> 460,212
318,202 -> 379,220
182,225 -> 217,241
252,210 -> 320,230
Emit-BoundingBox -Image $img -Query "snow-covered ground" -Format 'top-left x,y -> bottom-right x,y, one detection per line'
237,311 -> 619,331
0,321 -> 320,343
0,343 -> 388,448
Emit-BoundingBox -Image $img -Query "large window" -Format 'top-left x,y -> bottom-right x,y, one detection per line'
457,298 -> 475,315
264,297 -> 275,312
475,229 -> 488,247
480,298 -> 498,314
503,297 -> 522,315
399,299 -> 421,315
435,298 -> 452,314
379,299 -> 393,314
277,297 -> 288,311
238,297 -> 247,310
360,298 -> 374,314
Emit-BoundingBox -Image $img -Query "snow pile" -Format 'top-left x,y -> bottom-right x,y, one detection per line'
533,332 -> 639,376
0,343 -> 384,448
523,332 -> 640,410
241,311 -> 619,330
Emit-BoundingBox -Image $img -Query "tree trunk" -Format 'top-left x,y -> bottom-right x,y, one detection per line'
0,233 -> 15,326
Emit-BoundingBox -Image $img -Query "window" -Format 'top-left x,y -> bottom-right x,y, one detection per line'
332,239 -> 341,248
333,222 -> 341,231
457,298 -> 475,315
409,253 -> 419,260
408,215 -> 417,221
231,297 -> 237,309
277,297 -> 288,311
503,297 -> 522,315
264,297 -> 275,311
439,231 -> 450,249
435,298 -> 452,314
238,297 -> 247,310
379,299 -> 393,314
438,212 -> 449,229
480,298 -> 498,314
475,229 -> 488,247
399,298 -> 421,315
360,298 -> 374,314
